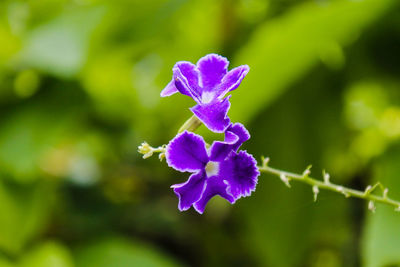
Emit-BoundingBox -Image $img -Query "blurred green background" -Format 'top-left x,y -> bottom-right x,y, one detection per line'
0,0 -> 400,266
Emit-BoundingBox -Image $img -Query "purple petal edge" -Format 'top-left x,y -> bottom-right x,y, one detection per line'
173,62 -> 202,103
209,123 -> 250,161
197,54 -> 229,90
165,131 -> 209,172
160,79 -> 178,97
172,171 -> 207,211
228,123 -> 250,151
209,132 -> 239,162
220,150 -> 259,200
193,176 -> 235,214
217,65 -> 249,98
190,96 -> 231,133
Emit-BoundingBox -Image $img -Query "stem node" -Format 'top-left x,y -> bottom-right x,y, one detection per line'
323,170 -> 330,184
313,185 -> 319,202
280,174 -> 291,188
368,200 -> 376,213
302,165 -> 312,178
258,162 -> 400,212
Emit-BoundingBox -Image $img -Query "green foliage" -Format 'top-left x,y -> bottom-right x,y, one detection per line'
0,260 -> 13,267
0,182 -> 51,255
0,0 -> 400,266
362,147 -> 400,267
74,236 -> 182,267
19,241 -> 74,267
230,0 -> 394,124
19,6 -> 105,78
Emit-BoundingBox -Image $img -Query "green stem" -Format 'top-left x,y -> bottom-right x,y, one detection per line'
178,115 -> 202,133
259,163 -> 400,211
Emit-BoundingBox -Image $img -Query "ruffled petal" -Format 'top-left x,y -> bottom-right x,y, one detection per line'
173,62 -> 202,103
160,79 -> 178,97
197,54 -> 229,91
216,65 -> 249,99
227,123 -> 250,151
193,176 -> 235,214
190,96 -> 231,133
220,150 -> 259,199
209,123 -> 250,161
208,133 -> 238,162
172,171 -> 207,211
166,131 -> 209,172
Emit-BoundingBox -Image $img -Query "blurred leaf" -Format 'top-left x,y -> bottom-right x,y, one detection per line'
241,101 -> 315,267
74,236 -> 182,267
344,82 -> 388,131
0,181 -> 51,255
18,241 -> 74,267
242,76 -> 355,267
0,104 -> 82,183
18,6 -> 104,78
362,145 -> 400,267
231,0 -> 394,123
0,256 -> 14,267
0,22 -> 20,65
81,0 -> 223,136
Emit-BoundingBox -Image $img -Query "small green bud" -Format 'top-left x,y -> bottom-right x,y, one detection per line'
368,200 -> 376,213
302,165 -> 312,178
280,173 -> 291,188
313,185 -> 319,202
323,170 -> 330,184
383,188 -> 389,199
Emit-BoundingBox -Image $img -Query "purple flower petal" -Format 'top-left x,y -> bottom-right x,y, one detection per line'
190,96 -> 231,133
208,133 -> 239,162
172,171 -> 207,211
216,65 -> 249,99
209,123 -> 250,161
160,79 -> 178,97
227,123 -> 250,151
173,62 -> 202,103
161,54 -> 250,133
220,150 -> 259,199
166,131 -> 209,172
197,54 -> 229,91
193,176 -> 235,214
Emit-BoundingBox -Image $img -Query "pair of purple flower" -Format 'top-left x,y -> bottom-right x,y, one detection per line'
161,54 -> 259,214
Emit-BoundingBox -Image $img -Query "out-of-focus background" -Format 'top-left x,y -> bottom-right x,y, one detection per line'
0,0 -> 400,266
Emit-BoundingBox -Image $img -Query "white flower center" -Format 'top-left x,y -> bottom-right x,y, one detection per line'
205,161 -> 219,177
201,92 -> 215,104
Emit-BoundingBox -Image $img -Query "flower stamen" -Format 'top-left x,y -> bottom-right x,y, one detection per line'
201,92 -> 215,104
205,161 -> 219,177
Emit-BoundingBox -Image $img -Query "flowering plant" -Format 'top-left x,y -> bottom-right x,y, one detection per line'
139,54 -> 400,214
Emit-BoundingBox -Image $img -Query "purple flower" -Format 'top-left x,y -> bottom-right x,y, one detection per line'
209,122 -> 250,161
165,124 -> 259,214
161,54 -> 249,133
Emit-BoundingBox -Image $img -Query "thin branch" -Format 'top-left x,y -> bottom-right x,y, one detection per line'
178,115 -> 202,133
259,157 -> 400,212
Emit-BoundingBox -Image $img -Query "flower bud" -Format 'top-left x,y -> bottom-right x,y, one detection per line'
138,142 -> 153,159
313,185 -> 319,202
368,200 -> 376,213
